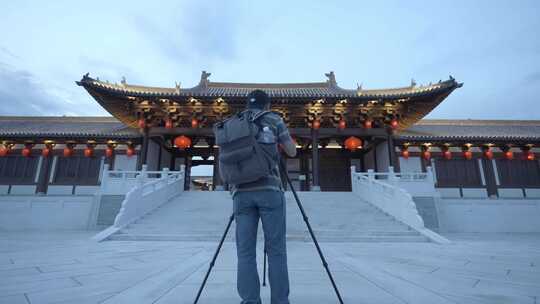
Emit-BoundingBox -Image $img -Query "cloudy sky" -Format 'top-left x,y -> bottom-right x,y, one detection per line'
1,0 -> 539,119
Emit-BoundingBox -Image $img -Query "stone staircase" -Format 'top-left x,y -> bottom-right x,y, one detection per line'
108,191 -> 429,242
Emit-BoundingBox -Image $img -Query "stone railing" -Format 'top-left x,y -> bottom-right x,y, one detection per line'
351,166 -> 449,244
100,164 -> 183,195
354,166 -> 438,197
92,166 -> 185,241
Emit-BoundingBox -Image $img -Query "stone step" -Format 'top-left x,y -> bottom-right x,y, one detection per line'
105,191 -> 429,243
109,233 -> 429,243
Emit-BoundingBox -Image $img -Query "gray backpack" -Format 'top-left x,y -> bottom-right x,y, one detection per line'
213,110 -> 279,185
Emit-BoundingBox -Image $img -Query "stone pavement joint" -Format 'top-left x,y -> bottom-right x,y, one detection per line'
0,232 -> 539,303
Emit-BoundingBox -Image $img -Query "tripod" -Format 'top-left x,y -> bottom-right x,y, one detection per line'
193,161 -> 345,304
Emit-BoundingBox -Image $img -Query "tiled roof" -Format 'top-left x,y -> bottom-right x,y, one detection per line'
2,117 -> 539,142
0,116 -> 140,139
397,120 -> 540,141
77,72 -> 461,99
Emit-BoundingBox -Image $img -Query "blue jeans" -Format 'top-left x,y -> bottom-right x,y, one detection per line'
233,190 -> 290,304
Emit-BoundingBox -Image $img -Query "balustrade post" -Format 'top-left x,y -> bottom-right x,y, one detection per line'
388,166 -> 397,182
426,166 -> 435,185
141,164 -> 148,184
100,164 -> 109,185
161,167 -> 170,183
367,169 -> 375,182
350,166 -> 356,191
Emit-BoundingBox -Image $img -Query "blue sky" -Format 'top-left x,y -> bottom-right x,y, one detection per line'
1,0 -> 539,119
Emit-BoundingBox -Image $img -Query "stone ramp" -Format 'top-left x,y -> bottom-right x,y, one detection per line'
109,191 -> 429,242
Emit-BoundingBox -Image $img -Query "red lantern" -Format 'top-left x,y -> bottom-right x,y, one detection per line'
363,119 -> 373,129
312,120 -> 321,130
22,147 -> 32,157
42,147 -> 52,157
84,147 -> 94,158
463,150 -> 473,160
526,151 -> 535,161
174,135 -> 192,150
401,147 -> 410,159
137,118 -> 146,129
0,146 -> 10,157
191,118 -> 199,128
338,119 -> 346,130
390,119 -> 399,129
63,147 -> 74,157
483,148 -> 493,160
443,149 -> 452,160
344,136 -> 362,151
422,149 -> 431,160
165,119 -> 173,129
504,150 -> 514,160
126,146 -> 135,157
105,147 -> 114,158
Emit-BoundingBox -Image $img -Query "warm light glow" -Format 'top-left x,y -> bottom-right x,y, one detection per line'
174,135 -> 192,150
363,119 -> 372,129
191,118 -> 199,128
527,151 -> 535,161
22,147 -> 32,157
344,136 -> 362,151
63,147 -> 73,158
390,119 -> 399,129
443,150 -> 452,160
483,148 -> 493,160
126,146 -> 136,157
401,147 -> 410,159
84,147 -> 94,158
42,147 -> 52,157
0,146 -> 10,157
338,119 -> 346,130
504,150 -> 514,160
137,118 -> 146,129
312,120 -> 321,130
463,150 -> 473,160
105,147 -> 114,158
422,150 -> 431,160
165,119 -> 174,129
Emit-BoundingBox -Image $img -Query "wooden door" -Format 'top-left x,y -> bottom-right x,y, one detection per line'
319,149 -> 351,191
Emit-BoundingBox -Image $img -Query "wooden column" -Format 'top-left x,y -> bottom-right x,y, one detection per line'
212,148 -> 224,190
387,133 -> 398,169
36,156 -> 51,194
311,129 -> 321,191
184,154 -> 192,190
137,128 -> 150,170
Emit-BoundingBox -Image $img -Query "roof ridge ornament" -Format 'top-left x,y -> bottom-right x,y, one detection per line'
411,78 -> 417,87
175,81 -> 181,93
121,76 -> 127,87
199,71 -> 211,89
325,71 -> 337,87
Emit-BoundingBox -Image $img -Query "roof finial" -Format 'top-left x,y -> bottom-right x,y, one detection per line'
325,71 -> 337,86
175,81 -> 181,93
357,82 -> 363,91
121,76 -> 127,86
411,78 -> 417,87
199,71 -> 211,88
449,75 -> 455,81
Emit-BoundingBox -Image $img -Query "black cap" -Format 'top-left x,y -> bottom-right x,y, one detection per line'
246,89 -> 270,109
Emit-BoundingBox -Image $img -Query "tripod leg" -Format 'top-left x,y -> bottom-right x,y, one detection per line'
279,161 -> 345,304
193,213 -> 235,304
262,246 -> 267,287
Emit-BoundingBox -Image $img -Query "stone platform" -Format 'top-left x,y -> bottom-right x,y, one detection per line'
1,232 -> 539,303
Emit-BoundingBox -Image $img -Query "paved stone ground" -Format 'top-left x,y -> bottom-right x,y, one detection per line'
0,232 -> 539,304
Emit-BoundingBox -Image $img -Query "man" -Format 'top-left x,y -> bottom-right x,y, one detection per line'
232,89 -> 296,304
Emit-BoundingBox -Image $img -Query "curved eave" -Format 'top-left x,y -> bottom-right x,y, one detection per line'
394,135 -> 540,144
77,77 -> 461,100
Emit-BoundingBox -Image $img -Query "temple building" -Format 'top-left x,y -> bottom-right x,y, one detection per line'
1,71 -> 539,198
